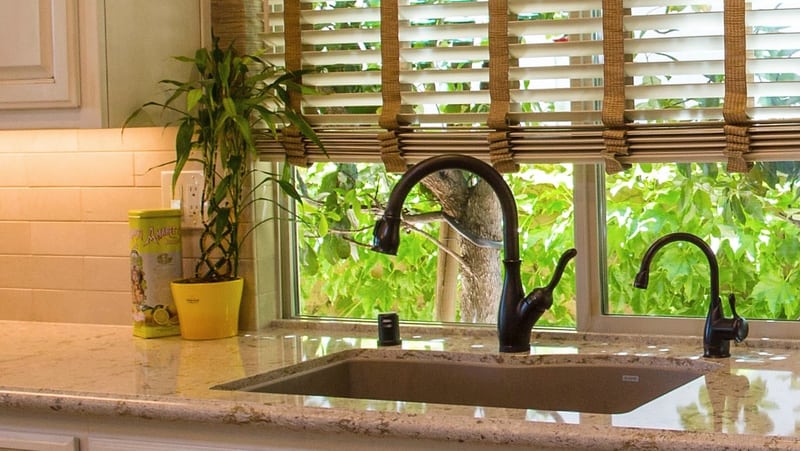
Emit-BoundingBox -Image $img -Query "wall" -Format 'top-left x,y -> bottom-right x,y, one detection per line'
0,127 -> 220,325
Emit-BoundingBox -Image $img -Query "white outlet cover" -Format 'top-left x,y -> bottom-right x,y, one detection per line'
161,170 -> 204,229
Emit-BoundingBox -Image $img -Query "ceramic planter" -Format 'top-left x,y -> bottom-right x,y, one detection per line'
170,278 -> 243,340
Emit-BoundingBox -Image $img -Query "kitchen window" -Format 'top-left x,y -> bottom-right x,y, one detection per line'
254,0 -> 800,338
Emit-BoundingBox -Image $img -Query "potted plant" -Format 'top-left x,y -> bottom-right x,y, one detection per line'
127,36 -> 321,339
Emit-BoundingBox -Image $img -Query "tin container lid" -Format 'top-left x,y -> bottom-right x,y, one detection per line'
128,209 -> 181,219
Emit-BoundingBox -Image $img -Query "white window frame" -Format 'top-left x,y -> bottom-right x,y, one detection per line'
254,160 -> 799,341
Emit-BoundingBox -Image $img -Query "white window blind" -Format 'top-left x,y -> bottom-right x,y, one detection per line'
256,0 -> 800,171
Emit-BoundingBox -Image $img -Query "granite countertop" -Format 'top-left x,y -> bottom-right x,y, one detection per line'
1,320 -> 799,450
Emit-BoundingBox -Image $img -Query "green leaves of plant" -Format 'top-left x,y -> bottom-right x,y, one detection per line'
186,89 -> 203,112
126,34 -> 325,280
172,120 -> 195,191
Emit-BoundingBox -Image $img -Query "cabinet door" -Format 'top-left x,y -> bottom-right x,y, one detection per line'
89,437 -> 257,451
103,0 -> 205,127
0,0 -> 80,109
0,429 -> 78,451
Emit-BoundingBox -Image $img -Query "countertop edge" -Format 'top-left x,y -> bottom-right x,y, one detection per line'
1,387 -> 797,450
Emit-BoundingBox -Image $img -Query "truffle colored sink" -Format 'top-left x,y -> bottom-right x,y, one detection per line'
215,348 -> 719,414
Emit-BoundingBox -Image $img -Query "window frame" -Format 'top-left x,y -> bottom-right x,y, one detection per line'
575,163 -> 799,340
255,160 -> 799,341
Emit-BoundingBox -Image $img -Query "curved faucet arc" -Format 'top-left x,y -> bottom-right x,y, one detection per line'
372,154 -> 576,353
634,232 -> 721,310
372,155 -> 519,258
634,232 -> 748,358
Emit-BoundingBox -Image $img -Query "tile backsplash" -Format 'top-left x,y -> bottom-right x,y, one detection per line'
0,127 -> 218,325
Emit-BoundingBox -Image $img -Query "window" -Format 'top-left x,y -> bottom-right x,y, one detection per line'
294,162 -> 576,326
606,162 -> 800,321
253,0 -> 800,339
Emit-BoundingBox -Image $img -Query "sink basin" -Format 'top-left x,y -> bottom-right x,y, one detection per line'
215,348 -> 720,414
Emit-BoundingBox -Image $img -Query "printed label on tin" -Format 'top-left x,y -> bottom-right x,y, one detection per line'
129,211 -> 183,338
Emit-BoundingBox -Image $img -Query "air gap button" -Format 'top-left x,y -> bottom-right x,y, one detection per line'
378,312 -> 402,346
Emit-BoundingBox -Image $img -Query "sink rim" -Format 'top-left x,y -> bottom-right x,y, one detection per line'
214,347 -> 724,393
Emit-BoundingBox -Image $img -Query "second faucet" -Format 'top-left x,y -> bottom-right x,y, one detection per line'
634,232 -> 749,358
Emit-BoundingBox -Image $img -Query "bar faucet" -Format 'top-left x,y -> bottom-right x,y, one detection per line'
633,232 -> 749,358
371,154 -> 577,353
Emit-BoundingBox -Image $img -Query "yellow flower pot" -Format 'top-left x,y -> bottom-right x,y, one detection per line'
170,278 -> 243,340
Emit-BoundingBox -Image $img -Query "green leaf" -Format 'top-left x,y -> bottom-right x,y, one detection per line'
276,178 -> 302,203
318,214 -> 329,237
777,236 -> 800,261
751,272 -> 794,316
172,120 -> 195,190
214,207 -> 232,241
186,88 -> 203,112
333,236 -> 351,259
302,246 -> 319,275
215,176 -> 231,205
730,195 -> 747,224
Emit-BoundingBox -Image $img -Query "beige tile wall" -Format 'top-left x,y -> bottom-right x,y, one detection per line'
0,127 -> 256,326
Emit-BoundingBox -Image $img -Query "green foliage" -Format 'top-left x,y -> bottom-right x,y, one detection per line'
295,164 -> 439,319
607,162 -> 800,320
295,162 -> 576,325
290,1 -> 800,325
294,160 -> 800,325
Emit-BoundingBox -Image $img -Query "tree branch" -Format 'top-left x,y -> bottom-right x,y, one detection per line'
319,215 -> 474,277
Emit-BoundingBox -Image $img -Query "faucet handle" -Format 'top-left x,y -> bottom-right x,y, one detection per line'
544,248 -> 578,292
727,293 -> 749,343
521,249 -> 578,314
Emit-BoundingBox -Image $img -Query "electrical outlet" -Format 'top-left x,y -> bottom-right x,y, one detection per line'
161,170 -> 204,229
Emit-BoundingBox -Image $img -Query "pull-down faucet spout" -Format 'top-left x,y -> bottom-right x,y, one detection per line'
634,232 -> 748,358
371,154 -> 577,353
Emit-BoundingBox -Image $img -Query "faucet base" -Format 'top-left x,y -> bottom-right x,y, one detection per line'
704,341 -> 731,358
499,344 -> 531,353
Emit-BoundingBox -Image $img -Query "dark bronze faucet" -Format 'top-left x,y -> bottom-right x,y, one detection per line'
633,232 -> 749,358
371,154 -> 577,353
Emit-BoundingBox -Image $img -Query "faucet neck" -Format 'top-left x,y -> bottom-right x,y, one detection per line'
638,232 -> 721,308
383,155 -> 520,260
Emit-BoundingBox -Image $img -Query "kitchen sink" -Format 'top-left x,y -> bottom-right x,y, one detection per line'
214,348 -> 720,414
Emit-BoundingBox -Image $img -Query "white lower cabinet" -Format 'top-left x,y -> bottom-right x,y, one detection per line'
0,428 -> 78,451
88,437 -> 252,451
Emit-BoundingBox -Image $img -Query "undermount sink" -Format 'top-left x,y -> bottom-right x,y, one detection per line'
214,348 -> 721,414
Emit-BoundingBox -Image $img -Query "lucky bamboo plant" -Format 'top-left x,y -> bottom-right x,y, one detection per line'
128,36 -> 321,283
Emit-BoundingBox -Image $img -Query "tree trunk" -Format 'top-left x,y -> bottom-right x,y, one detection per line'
422,170 -> 502,323
434,224 -> 459,322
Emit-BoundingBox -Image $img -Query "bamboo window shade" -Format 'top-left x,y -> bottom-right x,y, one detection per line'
252,0 -> 800,171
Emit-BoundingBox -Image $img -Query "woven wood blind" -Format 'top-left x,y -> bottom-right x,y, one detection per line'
255,0 -> 800,168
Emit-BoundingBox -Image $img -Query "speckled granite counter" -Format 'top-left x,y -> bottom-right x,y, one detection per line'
1,320 -> 799,450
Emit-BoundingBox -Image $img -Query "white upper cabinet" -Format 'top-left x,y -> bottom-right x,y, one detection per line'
0,0 -> 80,110
0,0 -> 208,129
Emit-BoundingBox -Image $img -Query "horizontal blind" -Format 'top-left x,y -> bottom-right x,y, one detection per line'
256,122 -> 800,164
258,0 -> 800,167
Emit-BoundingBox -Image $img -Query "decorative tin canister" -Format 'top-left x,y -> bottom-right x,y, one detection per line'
128,209 -> 183,338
